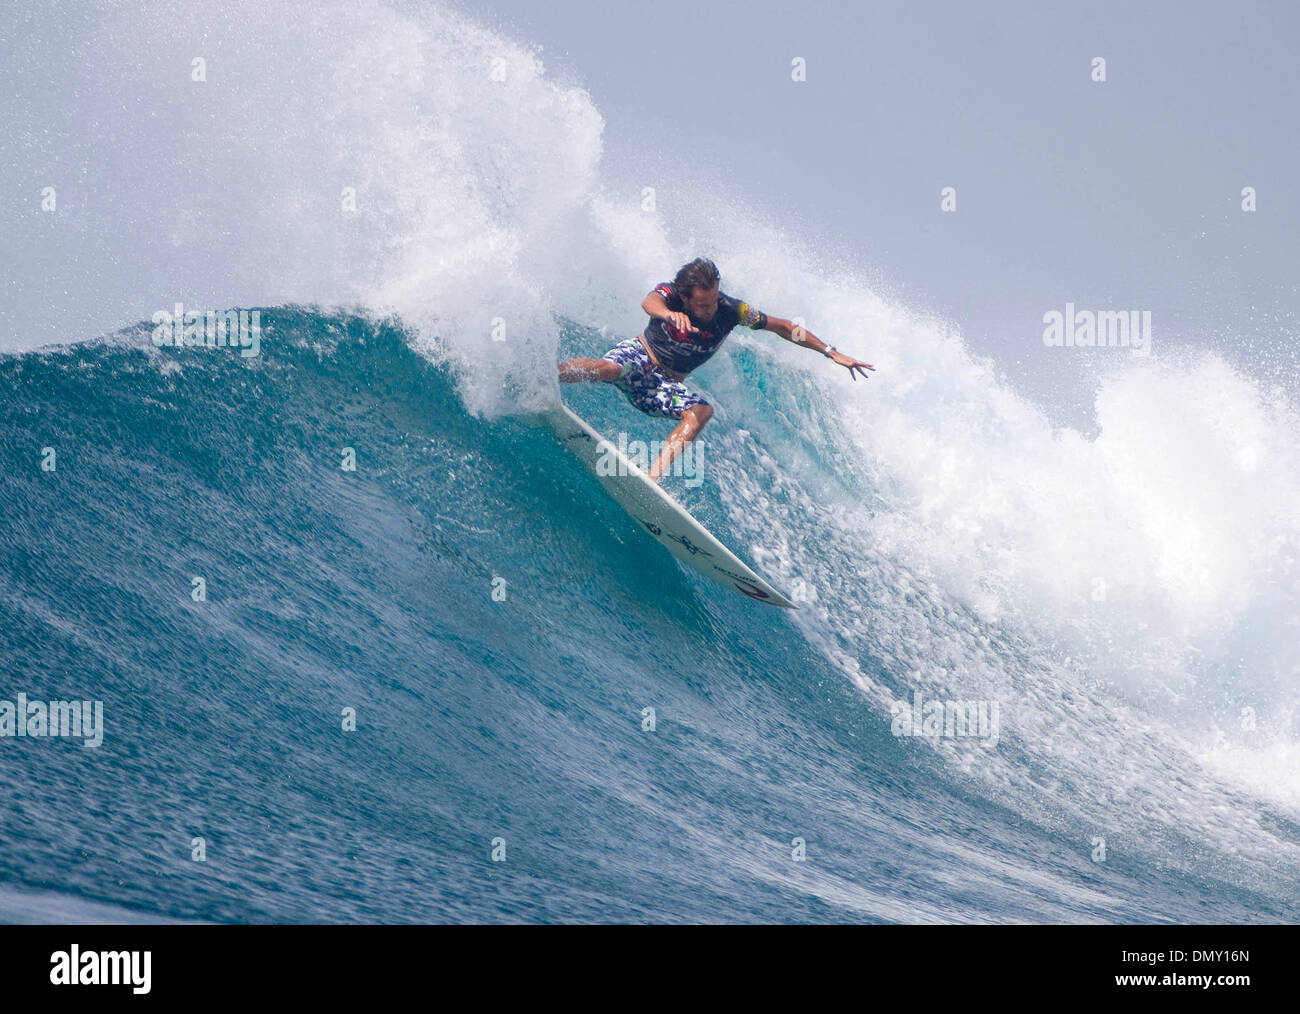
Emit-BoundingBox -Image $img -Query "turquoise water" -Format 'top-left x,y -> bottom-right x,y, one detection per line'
2,310 -> 1296,923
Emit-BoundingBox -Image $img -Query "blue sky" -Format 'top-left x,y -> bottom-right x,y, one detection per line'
449,0 -> 1300,425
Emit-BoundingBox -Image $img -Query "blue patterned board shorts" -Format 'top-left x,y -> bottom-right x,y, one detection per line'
600,338 -> 710,420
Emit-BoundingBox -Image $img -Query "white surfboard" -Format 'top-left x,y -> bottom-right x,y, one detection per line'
547,403 -> 797,609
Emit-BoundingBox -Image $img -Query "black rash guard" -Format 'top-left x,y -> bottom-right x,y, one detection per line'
642,281 -> 768,375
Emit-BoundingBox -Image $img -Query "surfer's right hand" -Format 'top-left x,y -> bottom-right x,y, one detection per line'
665,311 -> 698,334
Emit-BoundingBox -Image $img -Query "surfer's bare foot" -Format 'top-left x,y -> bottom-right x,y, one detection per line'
648,403 -> 712,482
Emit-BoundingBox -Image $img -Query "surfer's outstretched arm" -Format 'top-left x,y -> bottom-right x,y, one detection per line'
763,317 -> 876,381
558,357 -> 621,382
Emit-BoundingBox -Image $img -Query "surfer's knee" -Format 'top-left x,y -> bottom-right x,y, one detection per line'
683,402 -> 712,427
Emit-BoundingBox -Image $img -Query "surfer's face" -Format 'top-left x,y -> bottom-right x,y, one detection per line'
683,284 -> 719,324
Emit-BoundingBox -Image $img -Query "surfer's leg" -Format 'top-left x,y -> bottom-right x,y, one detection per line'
558,337 -> 647,383
648,402 -> 712,483
593,340 -> 712,481
558,357 -> 621,382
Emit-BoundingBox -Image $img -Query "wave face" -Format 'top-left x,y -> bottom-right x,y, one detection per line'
3,0 -> 1299,922
1,317 -> 1297,923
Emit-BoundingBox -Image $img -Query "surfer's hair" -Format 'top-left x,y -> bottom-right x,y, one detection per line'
674,258 -> 720,297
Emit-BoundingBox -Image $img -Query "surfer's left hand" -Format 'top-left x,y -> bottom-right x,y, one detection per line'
831,351 -> 875,381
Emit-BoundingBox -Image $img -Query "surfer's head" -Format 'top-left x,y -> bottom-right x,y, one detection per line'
674,258 -> 720,323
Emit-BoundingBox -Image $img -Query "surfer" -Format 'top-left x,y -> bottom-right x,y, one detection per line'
558,258 -> 874,482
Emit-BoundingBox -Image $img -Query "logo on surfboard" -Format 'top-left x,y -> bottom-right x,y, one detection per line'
731,580 -> 773,601
640,519 -> 712,557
